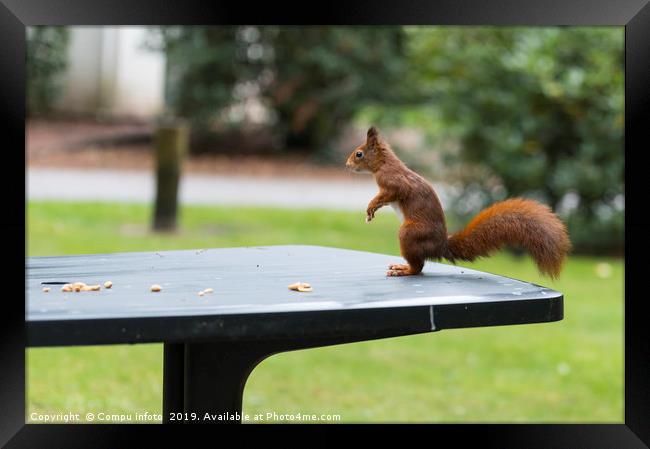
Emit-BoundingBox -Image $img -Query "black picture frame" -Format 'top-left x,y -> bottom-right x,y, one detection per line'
4,0 -> 648,446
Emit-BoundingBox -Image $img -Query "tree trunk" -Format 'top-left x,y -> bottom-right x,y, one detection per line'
153,121 -> 188,232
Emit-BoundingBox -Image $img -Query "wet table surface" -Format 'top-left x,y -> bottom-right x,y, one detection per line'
26,245 -> 563,347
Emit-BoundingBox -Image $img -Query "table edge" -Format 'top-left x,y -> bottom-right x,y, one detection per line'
27,295 -> 563,347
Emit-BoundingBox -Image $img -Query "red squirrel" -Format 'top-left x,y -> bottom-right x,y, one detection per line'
346,127 -> 571,278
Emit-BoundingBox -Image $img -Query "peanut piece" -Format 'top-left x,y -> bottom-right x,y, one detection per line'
150,284 -> 162,292
289,282 -> 313,292
104,281 -> 113,289
288,282 -> 302,291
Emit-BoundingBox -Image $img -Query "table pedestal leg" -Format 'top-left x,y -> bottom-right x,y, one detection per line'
163,341 -> 271,424
162,342 -> 185,423
162,334 -> 412,424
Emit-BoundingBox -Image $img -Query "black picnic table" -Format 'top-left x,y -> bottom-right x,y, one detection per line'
26,245 -> 563,423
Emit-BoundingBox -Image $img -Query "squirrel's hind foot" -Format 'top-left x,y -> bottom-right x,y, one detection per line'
388,263 -> 410,271
387,266 -> 419,276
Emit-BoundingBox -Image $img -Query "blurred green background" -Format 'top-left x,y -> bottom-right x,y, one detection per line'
27,201 -> 622,422
27,25 -> 623,423
155,26 -> 623,254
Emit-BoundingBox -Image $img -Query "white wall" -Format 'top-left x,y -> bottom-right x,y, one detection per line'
58,27 -> 104,113
57,26 -> 165,119
111,27 -> 166,117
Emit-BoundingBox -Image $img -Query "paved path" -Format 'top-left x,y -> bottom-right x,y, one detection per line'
27,168 -> 450,211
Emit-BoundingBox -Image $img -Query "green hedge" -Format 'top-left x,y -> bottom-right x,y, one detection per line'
27,26 -> 70,115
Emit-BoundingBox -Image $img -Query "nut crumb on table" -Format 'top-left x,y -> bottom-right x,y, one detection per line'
288,282 -> 312,292
61,282 -> 101,293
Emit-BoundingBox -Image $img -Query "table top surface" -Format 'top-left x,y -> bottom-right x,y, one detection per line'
26,245 -> 563,346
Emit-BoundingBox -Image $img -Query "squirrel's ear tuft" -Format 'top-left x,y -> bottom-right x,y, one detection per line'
367,126 -> 379,147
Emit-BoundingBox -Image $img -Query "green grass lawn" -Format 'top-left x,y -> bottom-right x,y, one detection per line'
27,201 -> 623,423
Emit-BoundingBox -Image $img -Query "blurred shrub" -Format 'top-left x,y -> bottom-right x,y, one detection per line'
405,27 -> 623,255
152,26 -> 412,157
151,26 -> 623,254
27,26 -> 70,115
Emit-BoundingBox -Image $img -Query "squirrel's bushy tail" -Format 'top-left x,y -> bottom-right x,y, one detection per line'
445,198 -> 571,278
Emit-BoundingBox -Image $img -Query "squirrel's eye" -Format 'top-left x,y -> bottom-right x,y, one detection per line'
355,151 -> 363,158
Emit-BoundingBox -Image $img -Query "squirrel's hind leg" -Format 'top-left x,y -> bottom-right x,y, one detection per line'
387,223 -> 427,276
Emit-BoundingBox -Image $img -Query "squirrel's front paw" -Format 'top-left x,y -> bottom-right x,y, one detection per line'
366,214 -> 374,223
